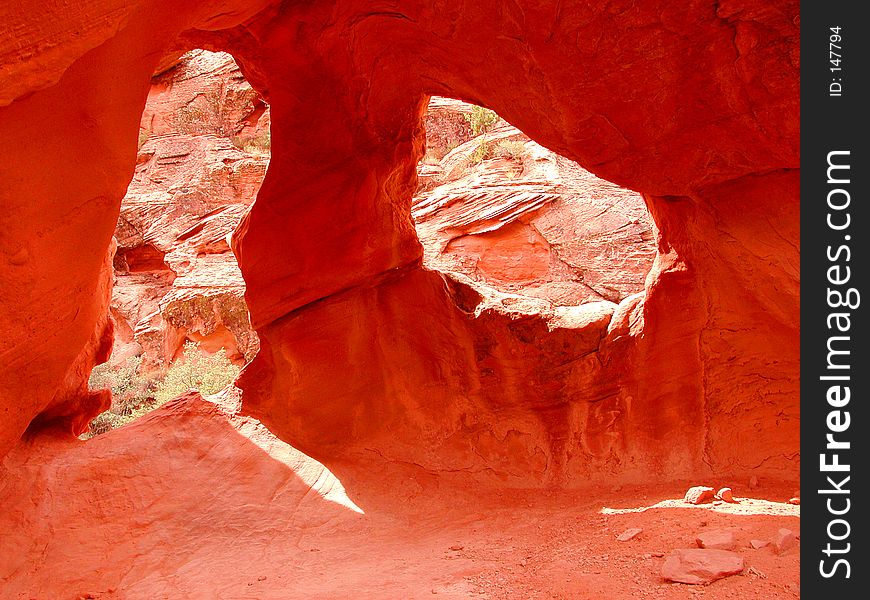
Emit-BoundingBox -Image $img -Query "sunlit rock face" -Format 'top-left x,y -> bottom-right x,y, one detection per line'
111,50 -> 267,371
413,98 -> 657,306
0,0 -> 798,483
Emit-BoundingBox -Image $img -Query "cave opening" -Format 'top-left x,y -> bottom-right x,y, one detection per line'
413,97 -> 658,310
84,49 -> 269,437
85,51 -> 660,446
1,3 -> 801,596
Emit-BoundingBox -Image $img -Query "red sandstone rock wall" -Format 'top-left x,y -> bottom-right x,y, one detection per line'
0,0 -> 799,483
414,101 -> 656,306
111,50 -> 266,370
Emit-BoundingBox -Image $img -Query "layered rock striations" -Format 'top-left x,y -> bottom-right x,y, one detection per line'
0,0 -> 799,483
111,50 -> 267,369
413,102 -> 656,306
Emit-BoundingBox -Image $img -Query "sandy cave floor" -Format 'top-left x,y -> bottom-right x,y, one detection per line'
0,394 -> 799,599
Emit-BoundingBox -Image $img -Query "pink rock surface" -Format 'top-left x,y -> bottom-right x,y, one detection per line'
684,486 -> 716,505
716,487 -> 737,503
773,528 -> 798,554
696,529 -> 737,551
111,51 -> 267,369
413,117 -> 656,306
661,549 -> 745,585
1,0 -> 799,490
617,528 -> 643,542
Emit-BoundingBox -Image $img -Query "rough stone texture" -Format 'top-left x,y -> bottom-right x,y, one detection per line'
0,0 -> 799,484
413,109 -> 656,306
0,393 -> 799,598
696,529 -> 737,551
661,549 -> 745,585
141,49 -> 270,141
421,96 -> 475,159
685,486 -> 716,505
616,528 -> 643,542
0,392 -> 365,596
716,487 -> 736,503
111,51 -> 267,369
773,528 -> 797,554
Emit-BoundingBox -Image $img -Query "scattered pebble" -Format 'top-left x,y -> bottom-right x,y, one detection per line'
617,528 -> 643,542
716,487 -> 738,503
695,529 -> 736,551
661,548 -> 744,584
684,486 -> 716,505
788,497 -> 800,505
747,566 -> 767,579
774,528 -> 797,554
750,539 -> 770,549
449,544 -> 464,551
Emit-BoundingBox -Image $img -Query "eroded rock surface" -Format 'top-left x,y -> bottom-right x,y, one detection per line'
111,51 -> 267,369
414,100 -> 656,306
661,549 -> 745,585
0,393 -> 800,598
0,0 -> 799,486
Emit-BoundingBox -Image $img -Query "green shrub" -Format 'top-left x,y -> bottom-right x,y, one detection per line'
85,356 -> 158,438
468,139 -> 493,165
232,130 -> 271,155
83,343 -> 240,438
88,356 -> 151,407
463,105 -> 499,135
496,140 -> 526,160
155,342 -> 240,404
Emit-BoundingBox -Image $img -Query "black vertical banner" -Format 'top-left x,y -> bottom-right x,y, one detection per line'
802,1 -> 868,596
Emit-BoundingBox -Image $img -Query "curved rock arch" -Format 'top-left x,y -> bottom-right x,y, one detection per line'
0,0 -> 799,483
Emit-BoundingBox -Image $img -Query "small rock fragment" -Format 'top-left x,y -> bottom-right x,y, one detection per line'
617,528 -> 643,542
661,549 -> 744,584
695,529 -> 736,551
684,486 -> 716,505
448,544 -> 464,551
750,539 -> 770,549
774,528 -> 797,554
716,487 -> 737,503
747,566 -> 767,579
788,497 -> 800,505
